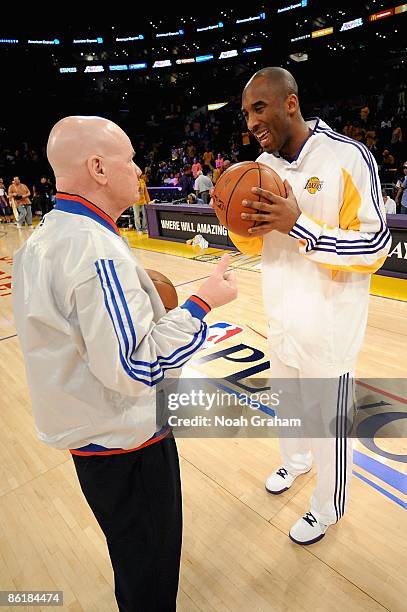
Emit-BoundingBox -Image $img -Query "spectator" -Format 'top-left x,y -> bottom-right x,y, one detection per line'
365,128 -> 377,150
215,153 -> 224,169
376,92 -> 385,114
133,174 -> 150,235
194,169 -> 213,205
178,165 -> 195,198
382,189 -> 396,215
397,80 -> 406,114
8,176 -> 32,229
191,157 -> 202,180
381,149 -> 397,181
212,158 -> 231,184
382,149 -> 395,168
391,124 -> 403,164
242,132 -> 250,147
0,178 -> 13,223
395,161 -> 407,214
380,117 -> 393,145
342,122 -> 352,137
33,175 -> 53,218
230,141 -> 240,162
171,146 -> 179,162
186,140 -> 196,160
352,121 -> 365,143
203,147 -> 214,170
395,165 -> 406,198
360,104 -> 370,124
163,173 -> 177,186
187,193 -> 204,205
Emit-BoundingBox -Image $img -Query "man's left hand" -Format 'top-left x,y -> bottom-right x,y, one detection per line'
241,180 -> 301,236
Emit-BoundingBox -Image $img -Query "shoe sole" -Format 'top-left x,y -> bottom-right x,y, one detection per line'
289,532 -> 326,546
265,484 -> 289,495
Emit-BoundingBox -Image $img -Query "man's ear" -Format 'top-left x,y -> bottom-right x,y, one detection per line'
87,156 -> 107,185
287,94 -> 299,116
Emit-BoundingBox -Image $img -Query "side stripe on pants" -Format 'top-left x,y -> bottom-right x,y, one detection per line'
334,373 -> 349,522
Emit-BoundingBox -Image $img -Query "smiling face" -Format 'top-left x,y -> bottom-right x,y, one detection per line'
242,75 -> 297,154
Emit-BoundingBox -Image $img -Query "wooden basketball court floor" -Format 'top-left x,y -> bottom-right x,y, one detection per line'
0,223 -> 406,611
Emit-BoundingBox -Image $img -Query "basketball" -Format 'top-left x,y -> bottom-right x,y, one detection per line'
211,161 -> 286,237
146,269 -> 178,312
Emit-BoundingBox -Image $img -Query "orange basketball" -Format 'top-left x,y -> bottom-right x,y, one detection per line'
146,269 -> 178,312
212,161 -> 286,237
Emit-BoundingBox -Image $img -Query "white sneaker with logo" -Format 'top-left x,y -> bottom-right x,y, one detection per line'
265,466 -> 312,495
265,467 -> 298,495
289,511 -> 328,545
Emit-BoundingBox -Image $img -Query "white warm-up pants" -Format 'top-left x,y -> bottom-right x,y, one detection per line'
270,347 -> 355,526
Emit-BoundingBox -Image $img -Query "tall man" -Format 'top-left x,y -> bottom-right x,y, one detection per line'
230,67 -> 390,545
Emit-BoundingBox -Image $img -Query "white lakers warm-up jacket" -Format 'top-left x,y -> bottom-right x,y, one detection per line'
12,194 -> 210,452
230,119 -> 391,376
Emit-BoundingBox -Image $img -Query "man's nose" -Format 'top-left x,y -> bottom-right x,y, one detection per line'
247,115 -> 258,134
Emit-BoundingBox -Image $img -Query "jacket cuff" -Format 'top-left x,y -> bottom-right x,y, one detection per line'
181,295 -> 211,320
289,213 -> 323,253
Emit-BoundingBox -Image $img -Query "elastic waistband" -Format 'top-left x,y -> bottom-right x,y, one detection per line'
69,426 -> 170,456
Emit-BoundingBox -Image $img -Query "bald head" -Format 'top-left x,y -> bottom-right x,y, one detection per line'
47,116 -> 131,180
244,67 -> 298,101
47,115 -> 141,218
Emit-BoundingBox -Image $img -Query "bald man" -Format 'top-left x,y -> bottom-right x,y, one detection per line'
13,116 -> 237,610
230,67 -> 390,544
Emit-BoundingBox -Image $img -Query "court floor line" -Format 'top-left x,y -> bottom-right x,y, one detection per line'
0,453 -> 71,500
192,248 -> 226,258
357,380 -> 407,405
132,245 -> 220,260
353,470 -> 407,510
353,449 -> 407,495
0,334 -> 17,342
247,323 -> 267,339
175,275 -> 211,288
367,319 -> 407,337
131,247 -> 196,259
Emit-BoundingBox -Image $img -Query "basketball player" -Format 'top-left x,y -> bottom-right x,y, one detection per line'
230,68 -> 390,545
13,116 -> 237,611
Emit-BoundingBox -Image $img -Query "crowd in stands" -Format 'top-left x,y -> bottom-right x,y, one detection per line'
1,82 -> 407,217
135,92 -> 407,213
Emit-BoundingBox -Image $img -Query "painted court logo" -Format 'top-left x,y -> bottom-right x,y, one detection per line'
204,322 -> 243,348
305,176 -> 323,194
